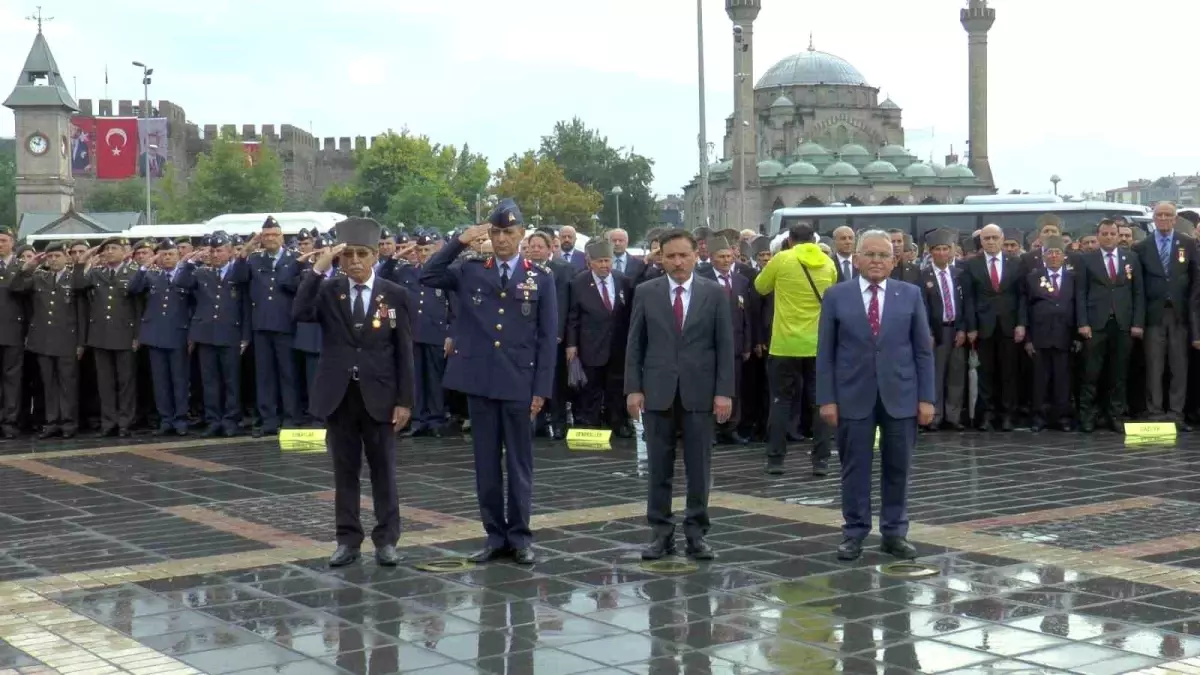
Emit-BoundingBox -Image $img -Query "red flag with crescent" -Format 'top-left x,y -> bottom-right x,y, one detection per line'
95,117 -> 139,179
243,141 -> 261,168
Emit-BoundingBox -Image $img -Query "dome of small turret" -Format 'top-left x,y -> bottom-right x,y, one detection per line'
797,141 -> 829,159
758,159 -> 786,177
902,162 -> 937,178
838,144 -> 871,166
879,144 -> 911,161
880,97 -> 900,110
783,161 -> 819,176
823,157 -> 860,177
710,159 -> 732,175
939,163 -> 976,179
862,157 -> 899,176
770,94 -> 794,109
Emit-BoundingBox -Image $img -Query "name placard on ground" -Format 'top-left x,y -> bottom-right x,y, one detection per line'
566,428 -> 612,451
279,428 -> 327,453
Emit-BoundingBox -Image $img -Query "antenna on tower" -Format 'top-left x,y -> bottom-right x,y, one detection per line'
26,6 -> 53,33
808,32 -> 814,51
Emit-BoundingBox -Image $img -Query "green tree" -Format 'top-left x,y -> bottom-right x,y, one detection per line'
386,177 -> 462,231
450,143 -> 491,221
492,152 -> 603,228
321,182 -> 362,217
87,179 -> 146,213
539,117 -> 657,239
185,132 -> 284,221
0,144 -> 14,229
152,164 -> 192,224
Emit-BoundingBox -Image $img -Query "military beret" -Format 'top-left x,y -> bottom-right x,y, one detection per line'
0,227 -> 13,239
262,216 -> 281,230
43,241 -> 65,253
99,236 -> 123,250
489,198 -> 523,228
133,239 -> 155,252
120,238 -> 130,246
1041,235 -> 1065,251
155,238 -> 178,253
175,236 -> 191,245
69,240 -> 87,249
585,239 -> 613,259
925,229 -> 956,248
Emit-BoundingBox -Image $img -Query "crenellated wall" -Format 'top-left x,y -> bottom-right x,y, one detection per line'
71,98 -> 372,213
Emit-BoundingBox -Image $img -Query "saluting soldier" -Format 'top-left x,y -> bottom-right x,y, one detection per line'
420,199 -> 558,565
11,242 -> 83,439
74,237 -> 140,437
129,239 -> 192,436
408,234 -> 454,437
175,233 -> 250,437
238,216 -> 303,436
0,227 -> 24,438
293,217 -> 414,568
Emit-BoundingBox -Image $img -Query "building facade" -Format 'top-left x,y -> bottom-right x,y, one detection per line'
1106,177 -> 1200,208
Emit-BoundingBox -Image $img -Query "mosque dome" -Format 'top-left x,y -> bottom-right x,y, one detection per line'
838,143 -> 871,167
710,159 -> 732,175
862,157 -> 899,176
783,161 -> 820,176
880,97 -> 900,109
770,94 -> 794,109
878,144 -> 912,161
823,157 -> 861,178
940,164 -> 976,179
796,141 -> 829,159
756,48 -> 870,89
902,162 -> 937,178
758,159 -> 786,177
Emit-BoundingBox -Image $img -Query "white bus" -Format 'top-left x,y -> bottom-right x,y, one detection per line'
769,200 -> 1151,242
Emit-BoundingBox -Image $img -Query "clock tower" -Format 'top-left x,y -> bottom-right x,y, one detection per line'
4,22 -> 78,217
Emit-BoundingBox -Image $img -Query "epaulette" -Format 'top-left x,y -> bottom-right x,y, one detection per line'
460,250 -> 487,263
532,261 -> 551,274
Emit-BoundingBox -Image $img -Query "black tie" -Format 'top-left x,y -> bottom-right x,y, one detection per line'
500,263 -> 510,288
353,284 -> 367,325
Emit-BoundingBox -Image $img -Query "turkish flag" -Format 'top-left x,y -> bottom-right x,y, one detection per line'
95,118 -> 139,179
243,141 -> 261,167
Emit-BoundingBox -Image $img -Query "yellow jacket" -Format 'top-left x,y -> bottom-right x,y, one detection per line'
754,243 -> 836,357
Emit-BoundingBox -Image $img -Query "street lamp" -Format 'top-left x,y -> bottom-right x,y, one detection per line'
132,61 -> 153,223
611,186 -> 623,231
590,213 -> 600,236
734,24 -> 748,232
1050,174 -> 1061,196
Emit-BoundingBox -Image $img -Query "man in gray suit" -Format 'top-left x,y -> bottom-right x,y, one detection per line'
625,229 -> 735,561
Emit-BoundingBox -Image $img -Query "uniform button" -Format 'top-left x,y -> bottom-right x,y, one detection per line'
356,348 -> 362,352
105,315 -> 110,320
417,310 -> 422,314
213,314 -> 218,319
496,324 -> 502,331
500,292 -> 506,298
268,296 -> 272,300
419,300 -> 423,305
494,341 -> 501,348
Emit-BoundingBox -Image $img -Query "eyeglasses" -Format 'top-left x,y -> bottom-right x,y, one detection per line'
341,248 -> 373,259
859,252 -> 892,261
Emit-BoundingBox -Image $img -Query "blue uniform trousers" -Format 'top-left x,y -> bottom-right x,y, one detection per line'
837,396 -> 914,542
198,344 -> 240,434
300,351 -> 320,422
467,395 -> 534,550
253,330 -> 299,430
148,346 -> 189,433
414,343 -> 447,430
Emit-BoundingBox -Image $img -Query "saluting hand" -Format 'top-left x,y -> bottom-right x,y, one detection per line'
392,406 -> 411,431
313,244 -> 345,275
458,223 -> 490,246
22,252 -> 44,271
394,243 -> 417,260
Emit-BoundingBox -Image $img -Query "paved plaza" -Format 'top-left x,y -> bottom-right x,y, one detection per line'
2,431 -> 1200,674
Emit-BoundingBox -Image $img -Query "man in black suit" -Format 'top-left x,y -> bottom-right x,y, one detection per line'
607,229 -> 645,281
1023,235 -> 1076,432
527,228 -> 573,440
887,229 -> 920,284
698,235 -> 754,444
1134,202 -> 1197,428
293,217 -> 415,568
1076,218 -> 1144,432
626,229 -> 734,562
920,230 -> 967,431
566,239 -> 633,437
557,226 -> 588,272
964,223 -> 1026,431
831,225 -> 857,283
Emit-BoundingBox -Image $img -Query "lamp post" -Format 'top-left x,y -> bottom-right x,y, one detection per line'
611,186 -> 623,231
696,0 -> 710,230
590,214 -> 600,236
1050,174 -> 1061,196
475,192 -> 482,222
132,61 -> 153,223
734,25 -> 748,232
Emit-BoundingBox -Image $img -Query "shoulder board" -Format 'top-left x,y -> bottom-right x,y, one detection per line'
459,251 -> 486,263
532,262 -> 551,274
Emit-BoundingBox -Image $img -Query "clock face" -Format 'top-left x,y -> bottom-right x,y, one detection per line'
26,133 -> 48,156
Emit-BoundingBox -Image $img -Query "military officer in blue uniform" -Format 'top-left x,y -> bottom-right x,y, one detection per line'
129,239 -> 192,436
74,237 -> 140,437
408,233 -> 453,436
174,233 -> 250,437
294,234 -> 337,423
420,199 -> 558,565
237,216 -> 303,436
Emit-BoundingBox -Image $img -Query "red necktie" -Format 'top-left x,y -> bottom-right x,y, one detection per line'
1051,272 -> 1059,294
1107,253 -> 1117,281
989,257 -> 1000,291
720,274 -> 732,296
867,284 -> 881,337
939,270 -> 954,322
673,286 -> 685,332
599,278 -> 612,311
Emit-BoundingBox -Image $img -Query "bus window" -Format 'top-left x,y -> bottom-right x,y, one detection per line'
915,214 -> 977,234
852,215 -> 913,236
814,218 -> 851,236
987,213 -> 1040,232
1060,212 -> 1107,235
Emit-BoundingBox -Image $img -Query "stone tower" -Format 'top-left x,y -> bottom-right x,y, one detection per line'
3,24 -> 79,216
961,0 -> 995,187
726,0 -> 762,230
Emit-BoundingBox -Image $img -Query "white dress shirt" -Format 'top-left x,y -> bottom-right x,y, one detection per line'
859,276 -> 887,317
350,271 -> 376,311
986,253 -> 1004,281
933,264 -> 956,322
668,274 -> 694,326
593,273 -> 613,309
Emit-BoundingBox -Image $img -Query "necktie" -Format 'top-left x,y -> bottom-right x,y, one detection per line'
616,257 -> 624,273
1107,253 -> 1117,281
500,263 -> 510,288
989,257 -> 1000,291
939,270 -> 954,322
720,275 -> 732,296
1159,237 -> 1171,276
352,284 -> 367,325
599,278 -> 612,311
867,284 -> 881,337
842,260 -> 851,280
673,286 -> 685,332
1051,272 -> 1059,294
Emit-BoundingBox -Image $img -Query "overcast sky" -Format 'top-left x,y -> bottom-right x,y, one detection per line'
1,0 -> 1196,200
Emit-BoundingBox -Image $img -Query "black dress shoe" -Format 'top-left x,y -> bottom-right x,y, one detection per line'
1000,418 -> 1014,432
812,460 -> 829,477
118,428 -> 132,438
467,546 -> 510,563
201,426 -> 220,438
881,536 -> 918,560
37,428 -> 59,440
552,428 -> 567,441
1030,421 -> 1043,433
950,423 -> 966,432
61,430 -> 75,439
329,545 -> 360,567
641,536 -> 677,560
612,425 -> 634,439
764,460 -> 785,476
1080,420 -> 1095,433
686,538 -> 715,561
375,545 -> 400,567
251,427 -> 264,438
512,548 -> 536,565
837,538 -> 863,561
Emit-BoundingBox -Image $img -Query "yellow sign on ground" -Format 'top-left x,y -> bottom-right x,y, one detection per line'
279,428 -> 327,453
566,428 -> 612,451
1123,422 -> 1177,439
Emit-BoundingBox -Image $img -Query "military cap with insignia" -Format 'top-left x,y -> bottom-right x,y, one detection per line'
706,236 -> 732,253
751,236 -> 772,255
209,232 -> 231,247
416,233 -> 436,247
43,241 -> 66,254
489,198 -> 523,228
120,237 -> 130,246
133,239 -> 155,252
336,217 -> 383,249
0,226 -> 13,239
1002,227 -> 1022,244
99,236 -> 123,250
378,227 -> 392,241
395,231 -> 411,245
925,229 -> 956,249
262,215 -> 281,230
1041,235 -> 1065,251
296,228 -> 312,242
585,238 -> 613,259
69,239 -> 87,249
155,238 -> 177,253
176,236 -> 191,245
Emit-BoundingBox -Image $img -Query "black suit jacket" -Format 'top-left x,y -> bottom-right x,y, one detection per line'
1075,248 -> 1144,331
890,261 -> 920,285
964,253 -> 1025,338
544,258 -> 573,341
1024,267 -> 1076,350
292,272 -> 415,422
0,258 -> 25,347
566,273 -> 631,368
698,267 -> 756,355
831,254 -> 858,283
615,254 -> 645,281
1133,233 -> 1198,327
920,265 -> 967,345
